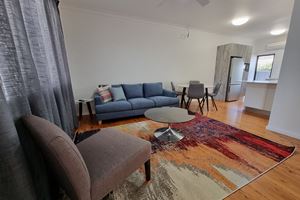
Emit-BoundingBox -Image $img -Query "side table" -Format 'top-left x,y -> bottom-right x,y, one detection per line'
76,99 -> 93,120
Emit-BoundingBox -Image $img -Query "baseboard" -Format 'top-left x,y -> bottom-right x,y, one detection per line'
266,125 -> 300,140
244,107 -> 270,118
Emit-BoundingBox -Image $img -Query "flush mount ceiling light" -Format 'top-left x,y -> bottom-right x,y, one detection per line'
270,29 -> 286,36
231,17 -> 250,26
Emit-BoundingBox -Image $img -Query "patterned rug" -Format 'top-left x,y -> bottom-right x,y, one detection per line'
97,115 -> 295,200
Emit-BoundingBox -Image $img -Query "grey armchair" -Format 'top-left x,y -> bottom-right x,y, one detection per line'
186,83 -> 205,114
22,115 -> 151,200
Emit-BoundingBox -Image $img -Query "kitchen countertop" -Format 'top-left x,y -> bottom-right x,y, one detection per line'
246,80 -> 278,85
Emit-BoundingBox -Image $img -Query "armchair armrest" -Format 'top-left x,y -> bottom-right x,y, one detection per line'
163,89 -> 176,98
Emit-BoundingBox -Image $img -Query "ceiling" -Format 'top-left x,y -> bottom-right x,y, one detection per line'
61,0 -> 294,40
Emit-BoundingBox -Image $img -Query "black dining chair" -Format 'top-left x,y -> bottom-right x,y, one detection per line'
186,83 -> 205,114
207,83 -> 221,111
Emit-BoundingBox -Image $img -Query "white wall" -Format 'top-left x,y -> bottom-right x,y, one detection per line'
248,36 -> 287,81
268,0 -> 300,139
60,6 -> 252,102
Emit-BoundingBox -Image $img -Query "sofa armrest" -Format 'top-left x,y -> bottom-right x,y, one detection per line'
94,94 -> 103,105
163,89 -> 176,98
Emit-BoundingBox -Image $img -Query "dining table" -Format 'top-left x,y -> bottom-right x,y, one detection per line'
177,83 -> 214,112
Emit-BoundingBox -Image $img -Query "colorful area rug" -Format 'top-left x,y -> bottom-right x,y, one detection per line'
100,115 -> 295,200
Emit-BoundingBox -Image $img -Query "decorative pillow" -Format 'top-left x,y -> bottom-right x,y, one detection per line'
143,82 -> 163,97
97,86 -> 112,103
110,86 -> 126,101
122,84 -> 143,99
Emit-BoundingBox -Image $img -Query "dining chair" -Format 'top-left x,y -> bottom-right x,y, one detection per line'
171,82 -> 187,107
208,83 -> 221,111
189,80 -> 200,84
186,83 -> 205,114
171,82 -> 183,97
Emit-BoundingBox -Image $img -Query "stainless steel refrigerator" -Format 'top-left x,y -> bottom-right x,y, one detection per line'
226,57 -> 246,101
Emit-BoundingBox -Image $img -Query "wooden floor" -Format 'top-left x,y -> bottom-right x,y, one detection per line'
77,100 -> 300,200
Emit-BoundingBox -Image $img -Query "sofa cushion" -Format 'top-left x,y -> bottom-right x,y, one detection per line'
110,86 -> 126,101
143,82 -> 163,97
122,84 -> 143,99
22,115 -> 91,200
95,101 -> 132,113
128,98 -> 155,109
77,128 -> 151,200
147,96 -> 179,107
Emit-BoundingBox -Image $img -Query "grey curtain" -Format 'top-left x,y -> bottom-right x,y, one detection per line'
0,0 -> 77,199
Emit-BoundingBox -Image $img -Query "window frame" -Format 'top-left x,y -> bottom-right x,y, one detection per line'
254,54 -> 275,81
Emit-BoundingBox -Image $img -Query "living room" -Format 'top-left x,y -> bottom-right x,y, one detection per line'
1,0 -> 300,200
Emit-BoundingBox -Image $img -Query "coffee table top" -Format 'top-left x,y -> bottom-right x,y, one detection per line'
144,107 -> 194,124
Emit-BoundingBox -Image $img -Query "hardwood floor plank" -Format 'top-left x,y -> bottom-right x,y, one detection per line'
77,100 -> 300,200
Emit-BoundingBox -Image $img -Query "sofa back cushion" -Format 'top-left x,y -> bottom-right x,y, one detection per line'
22,115 -> 91,200
122,84 -> 143,99
111,84 -> 122,88
144,82 -> 163,97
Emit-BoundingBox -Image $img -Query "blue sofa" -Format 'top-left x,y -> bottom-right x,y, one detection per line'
94,82 -> 179,121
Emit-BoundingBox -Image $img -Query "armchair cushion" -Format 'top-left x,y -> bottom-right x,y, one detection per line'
122,84 -> 143,99
143,82 -> 163,97
77,128 -> 151,200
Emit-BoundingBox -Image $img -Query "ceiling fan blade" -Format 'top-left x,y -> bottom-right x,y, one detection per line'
195,0 -> 210,7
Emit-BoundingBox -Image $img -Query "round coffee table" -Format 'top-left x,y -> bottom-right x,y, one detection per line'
144,107 -> 194,142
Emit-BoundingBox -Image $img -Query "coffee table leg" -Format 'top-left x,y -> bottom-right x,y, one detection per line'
154,124 -> 184,142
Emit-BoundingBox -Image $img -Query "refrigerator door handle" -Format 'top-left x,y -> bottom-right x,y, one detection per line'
228,77 -> 231,93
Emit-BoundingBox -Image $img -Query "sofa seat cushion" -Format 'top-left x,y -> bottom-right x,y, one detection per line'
95,101 -> 132,113
77,128 -> 151,200
128,98 -> 155,109
147,96 -> 179,107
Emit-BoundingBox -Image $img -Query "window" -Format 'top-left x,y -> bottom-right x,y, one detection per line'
254,54 -> 275,81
